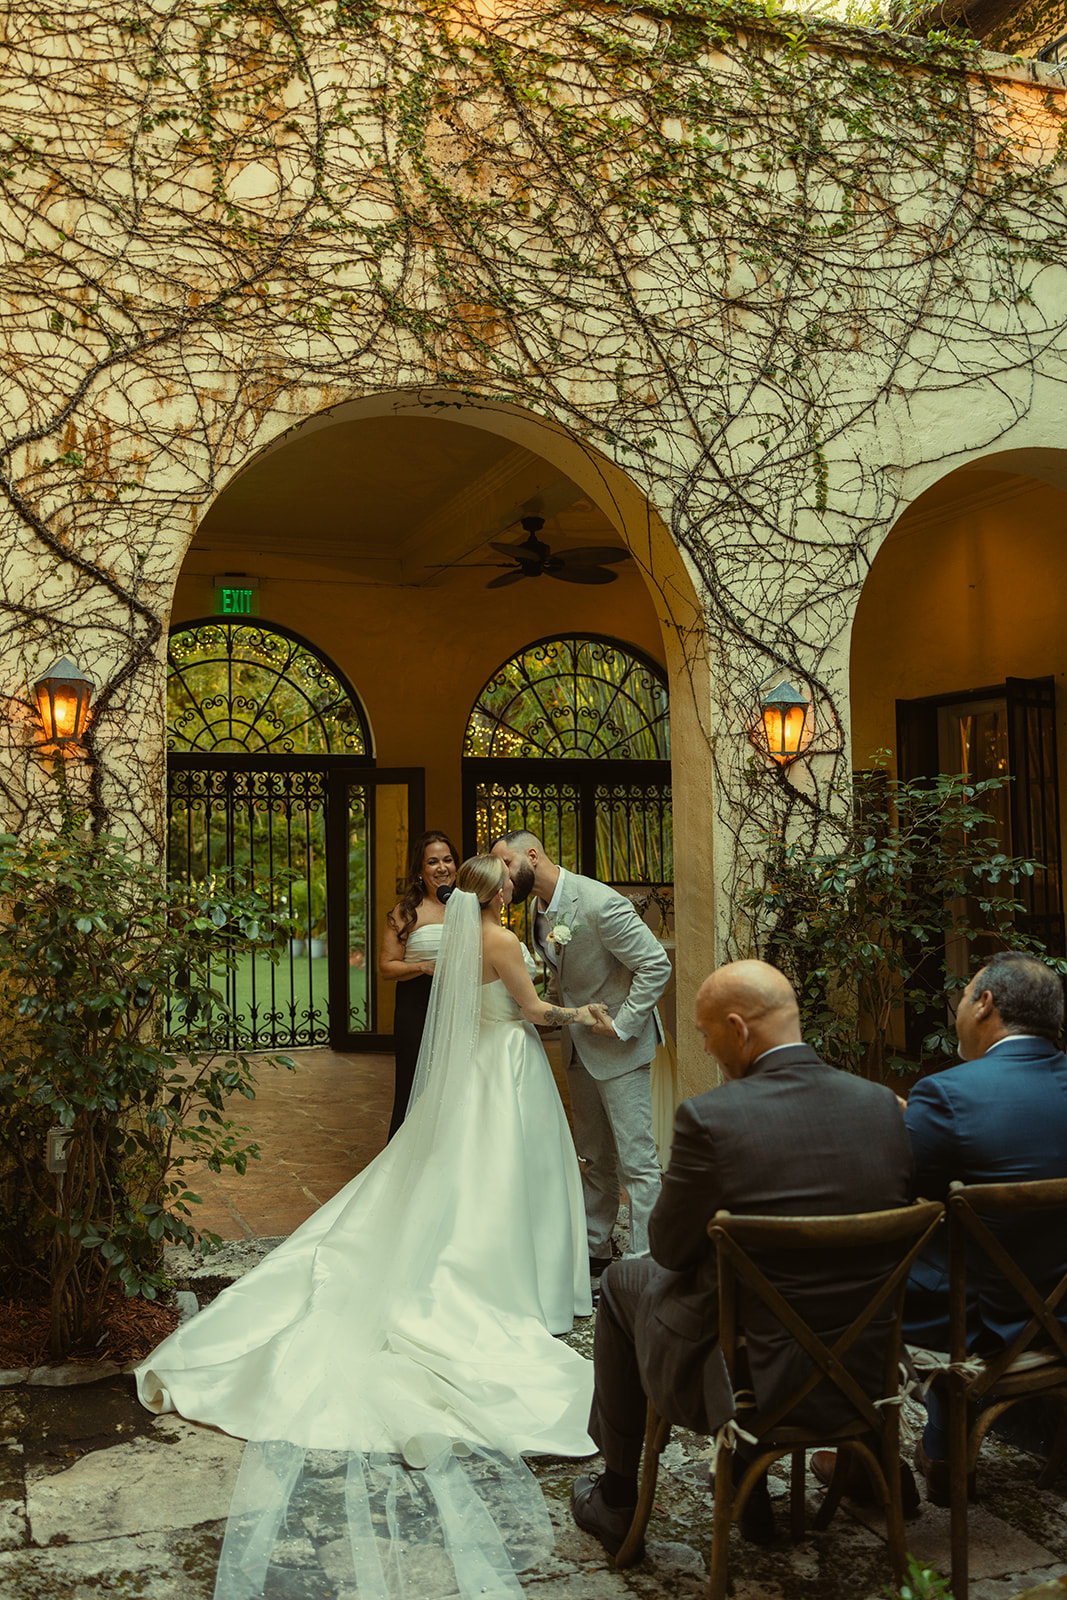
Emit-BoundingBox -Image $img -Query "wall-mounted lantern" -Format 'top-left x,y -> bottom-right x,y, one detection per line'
33,656 -> 94,748
755,680 -> 810,765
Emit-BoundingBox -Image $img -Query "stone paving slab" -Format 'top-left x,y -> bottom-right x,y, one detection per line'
851,1497 -> 1057,1581
2,1386 -> 1067,1600
26,1416 -> 245,1545
3,1240 -> 1067,1598
0,1525 -> 227,1600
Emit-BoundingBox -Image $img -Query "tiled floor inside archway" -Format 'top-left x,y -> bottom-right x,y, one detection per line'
189,1042 -> 572,1239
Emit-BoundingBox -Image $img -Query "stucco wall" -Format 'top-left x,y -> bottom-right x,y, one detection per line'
1,1 -> 1066,1093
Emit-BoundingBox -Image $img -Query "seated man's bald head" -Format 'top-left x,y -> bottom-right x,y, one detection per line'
696,960 -> 802,1078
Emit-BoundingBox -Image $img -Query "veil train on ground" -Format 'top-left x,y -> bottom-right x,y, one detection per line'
136,888 -> 596,1598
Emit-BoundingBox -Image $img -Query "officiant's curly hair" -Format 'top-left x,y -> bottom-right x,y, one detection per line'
457,854 -> 508,907
393,829 -> 460,941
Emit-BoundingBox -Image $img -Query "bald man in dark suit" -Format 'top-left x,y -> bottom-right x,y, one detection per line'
571,960 -> 914,1554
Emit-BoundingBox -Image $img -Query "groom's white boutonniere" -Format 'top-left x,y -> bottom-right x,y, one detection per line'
547,919 -> 579,947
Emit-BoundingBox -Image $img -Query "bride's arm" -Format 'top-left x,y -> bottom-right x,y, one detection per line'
486,926 -> 599,1028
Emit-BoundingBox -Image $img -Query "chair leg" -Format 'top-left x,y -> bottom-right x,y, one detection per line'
708,1437 -> 735,1600
615,1405 -> 670,1569
1037,1397 -> 1067,1489
949,1377 -> 971,1600
881,1435 -> 906,1590
789,1447 -> 806,1541
812,1447 -> 851,1532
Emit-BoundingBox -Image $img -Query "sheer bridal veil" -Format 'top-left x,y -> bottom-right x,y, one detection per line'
210,887 -> 567,1599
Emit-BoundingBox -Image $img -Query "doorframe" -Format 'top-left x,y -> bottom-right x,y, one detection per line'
327,765 -> 425,1051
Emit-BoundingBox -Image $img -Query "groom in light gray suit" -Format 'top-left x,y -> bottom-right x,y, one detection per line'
490,832 -> 672,1268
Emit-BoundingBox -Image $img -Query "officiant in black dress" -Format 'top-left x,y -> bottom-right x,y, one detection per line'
378,829 -> 458,1138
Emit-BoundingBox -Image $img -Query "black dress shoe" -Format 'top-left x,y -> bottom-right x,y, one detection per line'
570,1473 -> 639,1558
810,1449 -> 920,1519
589,1255 -> 613,1277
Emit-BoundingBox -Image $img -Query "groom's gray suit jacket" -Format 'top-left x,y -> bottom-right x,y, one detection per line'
534,873 -> 671,1082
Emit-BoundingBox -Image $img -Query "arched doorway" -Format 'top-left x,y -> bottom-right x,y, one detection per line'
166,619 -> 423,1051
463,633 -> 673,942
849,453 -> 1067,967
170,390 -> 715,1088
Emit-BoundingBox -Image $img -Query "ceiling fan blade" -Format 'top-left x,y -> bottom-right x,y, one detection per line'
556,546 -> 630,566
549,566 -> 617,585
486,570 -> 528,589
489,540 -> 526,558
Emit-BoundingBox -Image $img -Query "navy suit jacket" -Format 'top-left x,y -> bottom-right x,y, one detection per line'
905,1036 -> 1067,1350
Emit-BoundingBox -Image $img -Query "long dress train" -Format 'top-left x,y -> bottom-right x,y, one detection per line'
135,892 -> 594,1596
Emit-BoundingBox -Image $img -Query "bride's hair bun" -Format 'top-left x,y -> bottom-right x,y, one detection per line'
457,854 -> 508,907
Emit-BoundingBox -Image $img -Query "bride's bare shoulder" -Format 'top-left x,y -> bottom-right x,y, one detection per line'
482,922 -> 520,956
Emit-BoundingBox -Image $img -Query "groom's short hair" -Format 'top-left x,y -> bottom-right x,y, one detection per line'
493,829 -> 544,855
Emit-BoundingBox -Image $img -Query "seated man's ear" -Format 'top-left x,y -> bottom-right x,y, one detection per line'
973,988 -> 995,1021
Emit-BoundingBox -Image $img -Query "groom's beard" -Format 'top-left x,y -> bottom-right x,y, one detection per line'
509,861 -> 536,903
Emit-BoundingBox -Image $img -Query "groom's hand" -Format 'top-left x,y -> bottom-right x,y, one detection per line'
589,1003 -> 619,1038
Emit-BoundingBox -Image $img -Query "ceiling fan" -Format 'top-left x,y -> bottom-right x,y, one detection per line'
486,517 -> 629,589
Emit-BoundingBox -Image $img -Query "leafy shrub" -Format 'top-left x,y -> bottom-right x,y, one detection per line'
743,764 -> 1062,1078
0,822 -> 293,1357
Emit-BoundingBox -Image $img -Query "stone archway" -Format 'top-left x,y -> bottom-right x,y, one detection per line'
170,391 -> 716,1093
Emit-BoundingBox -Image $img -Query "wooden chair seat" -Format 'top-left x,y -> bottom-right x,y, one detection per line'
614,1199 -> 944,1599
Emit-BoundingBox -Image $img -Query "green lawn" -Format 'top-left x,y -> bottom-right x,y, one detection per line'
215,949 -> 369,1043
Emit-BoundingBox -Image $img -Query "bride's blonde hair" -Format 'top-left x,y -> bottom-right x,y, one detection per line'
457,854 -> 507,907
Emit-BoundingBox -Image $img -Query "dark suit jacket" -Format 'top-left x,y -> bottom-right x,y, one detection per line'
635,1045 -> 915,1435
904,1035 -> 1067,1351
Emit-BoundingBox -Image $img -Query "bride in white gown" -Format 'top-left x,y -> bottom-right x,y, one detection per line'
136,854 -> 602,1598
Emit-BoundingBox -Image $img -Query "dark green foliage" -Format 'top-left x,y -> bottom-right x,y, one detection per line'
885,1554 -> 955,1599
0,821 -> 293,1358
743,764 -> 1063,1078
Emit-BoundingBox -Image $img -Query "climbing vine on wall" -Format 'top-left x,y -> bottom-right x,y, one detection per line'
0,0 -> 1064,940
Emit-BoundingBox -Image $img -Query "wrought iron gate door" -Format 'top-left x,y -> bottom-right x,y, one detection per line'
167,757 -> 424,1051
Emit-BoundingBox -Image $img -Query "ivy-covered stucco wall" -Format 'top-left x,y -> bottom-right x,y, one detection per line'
0,0 -> 1064,955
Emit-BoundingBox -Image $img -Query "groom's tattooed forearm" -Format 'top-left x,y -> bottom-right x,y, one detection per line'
544,1005 -> 581,1026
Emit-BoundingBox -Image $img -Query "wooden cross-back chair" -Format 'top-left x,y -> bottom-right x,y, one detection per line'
614,1200 -> 944,1600
944,1177 -> 1067,1600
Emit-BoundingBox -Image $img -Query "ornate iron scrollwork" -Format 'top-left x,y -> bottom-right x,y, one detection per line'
464,635 -> 670,760
167,620 -> 369,755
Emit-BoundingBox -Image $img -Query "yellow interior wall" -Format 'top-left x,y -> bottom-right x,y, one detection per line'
172,547 -> 675,1053
850,472 -> 1067,882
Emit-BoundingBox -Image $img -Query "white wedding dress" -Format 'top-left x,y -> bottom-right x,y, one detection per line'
135,890 -> 595,1598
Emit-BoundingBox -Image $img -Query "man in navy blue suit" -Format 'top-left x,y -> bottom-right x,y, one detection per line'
904,949 -> 1067,1502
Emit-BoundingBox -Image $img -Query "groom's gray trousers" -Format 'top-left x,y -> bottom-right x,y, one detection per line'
567,1047 -> 662,1258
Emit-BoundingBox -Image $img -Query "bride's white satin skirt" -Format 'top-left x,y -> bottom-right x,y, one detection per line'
136,999 -> 597,1596
137,1006 -> 594,1458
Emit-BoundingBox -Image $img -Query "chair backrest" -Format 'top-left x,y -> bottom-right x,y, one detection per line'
948,1177 -> 1067,1392
709,1201 -> 944,1438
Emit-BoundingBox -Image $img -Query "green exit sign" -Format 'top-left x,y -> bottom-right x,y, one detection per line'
213,577 -> 260,616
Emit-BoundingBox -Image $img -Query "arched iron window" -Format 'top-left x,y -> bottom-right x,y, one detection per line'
463,634 -> 672,905
464,635 -> 670,761
165,620 -> 390,1053
167,619 -> 370,756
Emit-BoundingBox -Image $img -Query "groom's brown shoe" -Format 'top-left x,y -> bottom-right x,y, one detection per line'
570,1474 -> 640,1559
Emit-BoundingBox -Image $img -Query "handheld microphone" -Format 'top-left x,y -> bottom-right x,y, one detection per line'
437,884 -> 456,903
